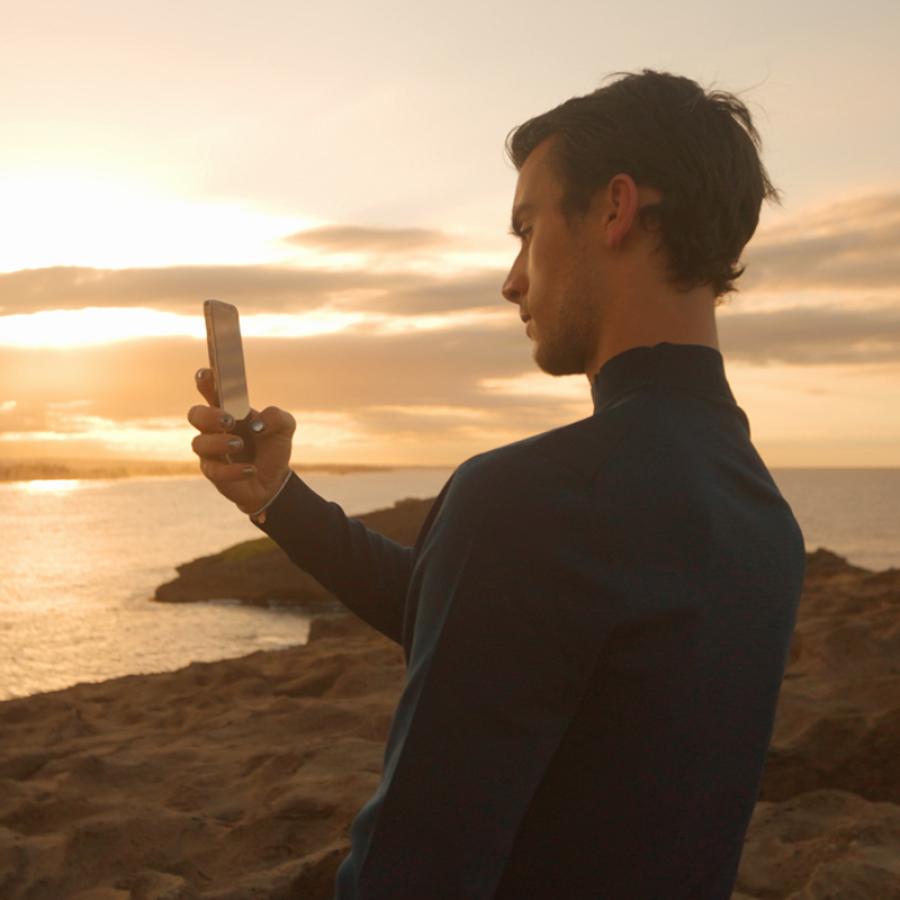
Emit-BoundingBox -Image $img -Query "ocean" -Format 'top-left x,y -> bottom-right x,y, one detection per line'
1,466 -> 897,702
0,467 -> 455,702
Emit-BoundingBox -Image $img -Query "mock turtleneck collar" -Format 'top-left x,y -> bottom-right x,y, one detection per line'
590,342 -> 735,415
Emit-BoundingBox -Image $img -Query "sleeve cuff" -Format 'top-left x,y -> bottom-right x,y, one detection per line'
248,469 -> 294,525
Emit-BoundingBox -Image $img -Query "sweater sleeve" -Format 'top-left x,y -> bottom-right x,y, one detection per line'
336,458 -> 619,899
250,469 -> 415,645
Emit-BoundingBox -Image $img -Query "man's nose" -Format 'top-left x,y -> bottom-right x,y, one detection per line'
502,262 -> 527,304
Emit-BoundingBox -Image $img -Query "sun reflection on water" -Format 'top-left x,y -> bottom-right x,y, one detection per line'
17,479 -> 84,494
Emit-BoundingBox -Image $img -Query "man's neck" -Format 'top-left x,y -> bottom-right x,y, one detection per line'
584,293 -> 720,385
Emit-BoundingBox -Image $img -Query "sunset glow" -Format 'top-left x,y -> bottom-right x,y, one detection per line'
17,479 -> 84,494
1,3 -> 897,469
0,307 -> 369,348
0,169 -> 316,272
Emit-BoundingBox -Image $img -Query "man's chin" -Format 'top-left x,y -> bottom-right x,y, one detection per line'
532,346 -> 584,377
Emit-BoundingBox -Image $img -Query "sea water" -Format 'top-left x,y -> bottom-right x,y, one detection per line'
0,467 -> 455,701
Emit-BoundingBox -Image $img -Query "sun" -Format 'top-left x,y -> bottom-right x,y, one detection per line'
0,167 -> 314,273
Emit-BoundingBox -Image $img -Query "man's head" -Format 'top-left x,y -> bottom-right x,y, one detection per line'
501,68 -> 781,380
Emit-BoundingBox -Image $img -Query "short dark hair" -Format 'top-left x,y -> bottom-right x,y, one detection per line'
504,68 -> 782,303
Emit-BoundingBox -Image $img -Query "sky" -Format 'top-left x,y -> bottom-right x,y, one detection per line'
1,0 -> 898,468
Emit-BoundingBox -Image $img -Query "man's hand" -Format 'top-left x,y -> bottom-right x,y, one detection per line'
188,368 -> 296,515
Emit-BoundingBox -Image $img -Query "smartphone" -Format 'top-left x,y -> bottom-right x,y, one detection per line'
203,298 -> 255,464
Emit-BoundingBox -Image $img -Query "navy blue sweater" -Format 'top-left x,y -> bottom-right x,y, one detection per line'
252,342 -> 806,900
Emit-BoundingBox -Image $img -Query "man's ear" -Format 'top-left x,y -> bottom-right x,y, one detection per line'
602,174 -> 650,250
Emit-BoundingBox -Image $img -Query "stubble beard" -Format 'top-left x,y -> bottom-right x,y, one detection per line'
531,277 -> 599,377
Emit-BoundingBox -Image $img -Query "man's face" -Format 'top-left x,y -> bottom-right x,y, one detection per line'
502,135 -> 602,377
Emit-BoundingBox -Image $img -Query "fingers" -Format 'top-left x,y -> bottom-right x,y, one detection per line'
198,456 -> 255,482
192,431 -> 246,460
189,369 -> 296,442
187,403 -> 235,434
194,368 -> 217,406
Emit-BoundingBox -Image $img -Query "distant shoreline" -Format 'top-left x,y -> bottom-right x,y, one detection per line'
0,458 -> 455,482
2,459 -> 895,483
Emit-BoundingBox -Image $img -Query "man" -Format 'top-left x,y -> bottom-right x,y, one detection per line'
188,69 -> 806,899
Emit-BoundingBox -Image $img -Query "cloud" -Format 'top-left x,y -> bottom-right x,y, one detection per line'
0,265 -> 379,315
719,302 -> 900,366
0,316 -> 587,460
2,187 -> 898,320
367,270 -> 504,316
0,264 -> 503,318
2,297 -> 899,445
742,189 -> 900,292
3,187 -> 900,461
0,321 -> 529,418
283,224 -> 449,253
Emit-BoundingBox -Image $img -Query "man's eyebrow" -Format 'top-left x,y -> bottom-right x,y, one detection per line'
509,202 -> 536,231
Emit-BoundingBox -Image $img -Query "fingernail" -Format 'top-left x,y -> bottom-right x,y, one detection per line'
242,466 -> 255,475
195,368 -> 207,381
220,414 -> 234,429
250,420 -> 265,433
228,437 -> 243,450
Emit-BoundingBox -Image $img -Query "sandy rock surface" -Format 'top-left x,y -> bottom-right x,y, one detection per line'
1,614 -> 403,900
732,549 -> 900,898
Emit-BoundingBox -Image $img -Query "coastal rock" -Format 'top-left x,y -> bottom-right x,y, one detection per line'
730,546 -> 900,897
153,493 -> 436,609
737,789 -> 900,898
153,537 -> 339,609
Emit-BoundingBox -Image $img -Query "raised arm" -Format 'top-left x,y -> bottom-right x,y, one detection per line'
187,368 -> 416,644
250,469 -> 415,644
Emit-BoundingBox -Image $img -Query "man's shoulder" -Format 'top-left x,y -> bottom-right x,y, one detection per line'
458,392 -> 657,488
448,389 -> 727,533
430,391 -> 719,558
448,402 -> 650,516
